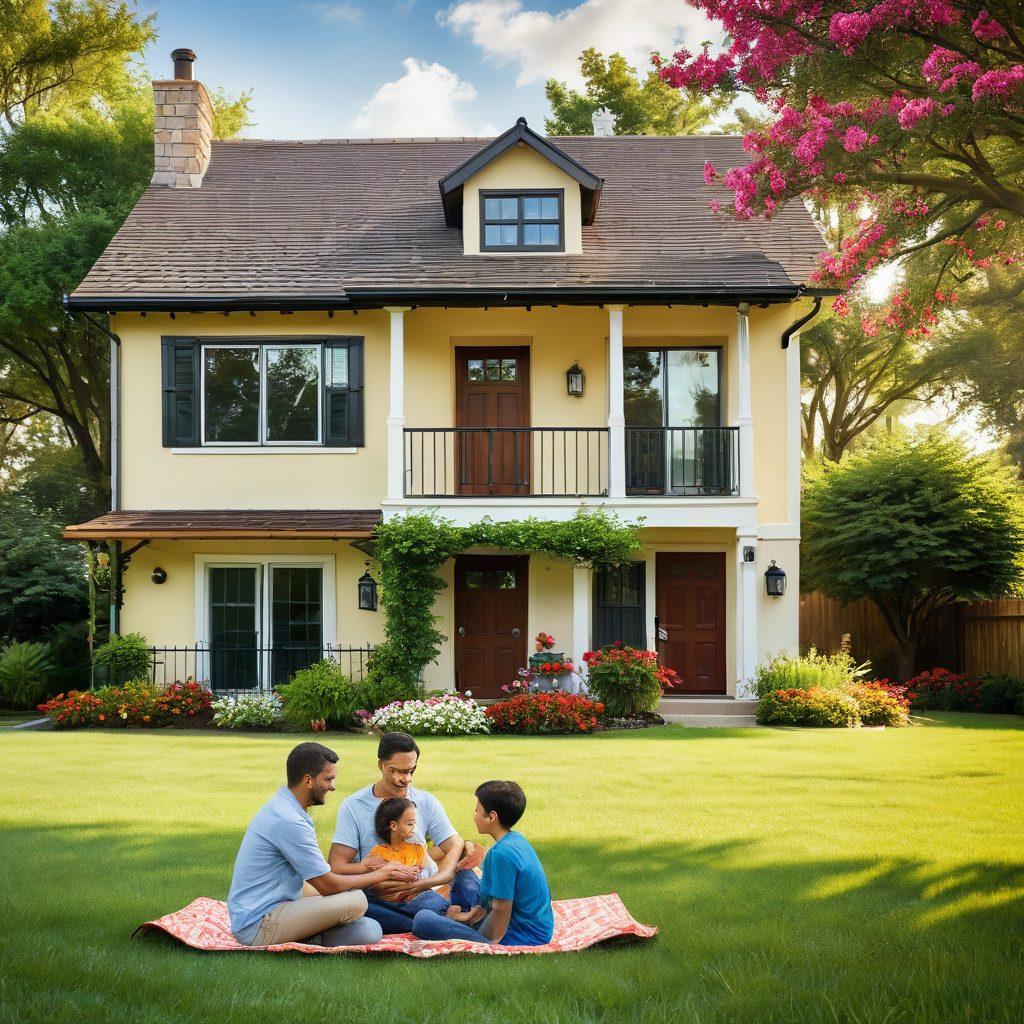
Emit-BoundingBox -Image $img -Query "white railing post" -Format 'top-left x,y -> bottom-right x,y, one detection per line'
572,563 -> 591,692
607,305 -> 626,498
385,306 -> 409,500
737,530 -> 759,698
736,303 -> 754,499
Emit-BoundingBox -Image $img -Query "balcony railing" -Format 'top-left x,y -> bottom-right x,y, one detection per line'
625,426 -> 739,496
94,643 -> 376,695
404,427 -> 609,498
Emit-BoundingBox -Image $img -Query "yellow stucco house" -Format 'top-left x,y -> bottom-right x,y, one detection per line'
64,49 -> 826,703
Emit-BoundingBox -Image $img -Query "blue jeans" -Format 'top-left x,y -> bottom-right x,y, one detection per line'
411,908 -> 493,943
365,869 -> 481,935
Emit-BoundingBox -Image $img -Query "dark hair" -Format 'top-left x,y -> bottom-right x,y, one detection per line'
475,780 -> 527,829
377,731 -> 420,762
286,742 -> 338,787
374,797 -> 416,843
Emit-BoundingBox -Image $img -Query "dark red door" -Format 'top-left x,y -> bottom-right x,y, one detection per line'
656,553 -> 726,694
454,555 -> 528,698
455,348 -> 530,495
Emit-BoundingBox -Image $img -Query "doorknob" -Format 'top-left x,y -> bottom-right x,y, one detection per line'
458,627 -> 465,635
512,628 -> 521,638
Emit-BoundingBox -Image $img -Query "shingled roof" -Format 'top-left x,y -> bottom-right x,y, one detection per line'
68,133 -> 825,310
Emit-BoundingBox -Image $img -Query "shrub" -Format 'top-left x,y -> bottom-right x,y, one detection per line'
277,660 -> 360,730
904,668 -> 983,711
753,648 -> 869,699
94,681 -> 161,726
0,640 -> 54,708
846,682 -> 910,727
212,693 -> 282,729
93,633 -> 151,686
583,643 -> 675,717
46,623 -> 91,696
362,693 -> 489,736
485,692 -> 605,734
156,681 -> 213,724
355,670 -> 418,714
976,674 -> 1024,714
756,687 -> 861,727
38,690 -> 105,728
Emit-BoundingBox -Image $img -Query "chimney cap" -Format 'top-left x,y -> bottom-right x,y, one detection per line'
171,48 -> 196,80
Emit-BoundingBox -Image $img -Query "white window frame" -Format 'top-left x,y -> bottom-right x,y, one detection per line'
200,342 -> 322,447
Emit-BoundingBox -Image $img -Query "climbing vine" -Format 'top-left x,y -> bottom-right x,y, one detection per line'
369,509 -> 643,690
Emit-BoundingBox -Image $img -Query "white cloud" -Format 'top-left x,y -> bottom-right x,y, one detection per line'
307,2 -> 363,24
441,0 -> 716,87
353,58 -> 491,136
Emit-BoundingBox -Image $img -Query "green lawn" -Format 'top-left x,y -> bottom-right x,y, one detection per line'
2,717 -> 1022,1024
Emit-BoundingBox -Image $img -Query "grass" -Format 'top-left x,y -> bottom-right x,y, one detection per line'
1,716 -> 1023,1024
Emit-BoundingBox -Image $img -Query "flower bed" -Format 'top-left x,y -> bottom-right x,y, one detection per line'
38,680 -> 212,729
211,693 -> 282,730
583,643 -> 677,717
846,682 -> 910,727
756,687 -> 862,728
485,692 -> 604,734
361,693 -> 490,736
903,668 -> 983,711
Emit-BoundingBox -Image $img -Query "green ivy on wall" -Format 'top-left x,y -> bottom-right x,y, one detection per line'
369,509 -> 644,690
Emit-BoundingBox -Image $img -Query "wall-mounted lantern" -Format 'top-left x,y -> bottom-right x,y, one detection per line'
764,560 -> 786,597
151,567 -> 167,585
566,361 -> 585,397
358,569 -> 378,611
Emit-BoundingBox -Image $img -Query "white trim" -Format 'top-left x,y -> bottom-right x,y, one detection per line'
607,306 -> 626,498
736,529 -> 758,698
786,330 -> 802,524
572,563 -> 591,672
735,304 -> 755,499
757,524 -> 801,541
386,307 -> 408,501
171,447 -> 357,455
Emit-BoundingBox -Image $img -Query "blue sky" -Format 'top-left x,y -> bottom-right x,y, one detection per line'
138,0 -> 714,138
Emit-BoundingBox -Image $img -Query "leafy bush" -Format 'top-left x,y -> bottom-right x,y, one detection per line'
583,643 -> 673,716
977,674 -> 1024,714
156,681 -> 213,724
753,648 -> 869,699
904,668 -> 983,711
0,640 -> 55,708
38,690 -> 105,728
93,633 -> 151,686
846,682 -> 910,727
362,693 -> 489,736
46,623 -> 91,696
756,687 -> 861,727
485,692 -> 605,734
356,670 -> 418,714
94,681 -> 161,726
212,693 -> 282,729
277,660 -> 360,730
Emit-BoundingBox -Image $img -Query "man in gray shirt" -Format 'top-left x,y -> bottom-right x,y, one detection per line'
228,742 -> 419,946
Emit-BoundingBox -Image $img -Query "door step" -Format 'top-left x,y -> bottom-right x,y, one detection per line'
658,697 -> 759,728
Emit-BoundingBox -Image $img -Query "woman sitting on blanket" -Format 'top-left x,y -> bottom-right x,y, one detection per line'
364,798 -> 481,918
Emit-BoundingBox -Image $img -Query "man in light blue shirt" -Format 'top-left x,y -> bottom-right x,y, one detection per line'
228,742 -> 419,946
329,732 -> 484,933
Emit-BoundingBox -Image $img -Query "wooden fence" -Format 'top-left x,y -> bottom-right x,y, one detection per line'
799,592 -> 1024,680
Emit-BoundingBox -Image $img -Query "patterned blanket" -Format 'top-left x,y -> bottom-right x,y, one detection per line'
135,893 -> 657,958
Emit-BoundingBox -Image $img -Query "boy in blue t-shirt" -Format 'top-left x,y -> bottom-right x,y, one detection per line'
411,780 -> 554,945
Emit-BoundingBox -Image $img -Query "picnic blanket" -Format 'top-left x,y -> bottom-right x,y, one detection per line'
135,894 -> 657,958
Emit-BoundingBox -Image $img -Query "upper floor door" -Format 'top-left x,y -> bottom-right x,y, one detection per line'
455,347 -> 531,496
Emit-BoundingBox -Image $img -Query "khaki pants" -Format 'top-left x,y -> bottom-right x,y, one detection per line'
254,887 -> 368,945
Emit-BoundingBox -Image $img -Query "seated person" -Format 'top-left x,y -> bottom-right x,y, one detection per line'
364,797 -> 480,916
411,780 -> 554,946
227,742 -> 419,947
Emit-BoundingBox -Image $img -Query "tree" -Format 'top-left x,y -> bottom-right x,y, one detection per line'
802,431 -> 1024,679
546,48 -> 728,136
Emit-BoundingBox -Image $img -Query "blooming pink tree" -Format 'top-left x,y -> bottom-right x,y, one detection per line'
656,1 -> 1023,323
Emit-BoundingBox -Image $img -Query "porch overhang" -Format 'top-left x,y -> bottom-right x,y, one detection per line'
62,509 -> 382,541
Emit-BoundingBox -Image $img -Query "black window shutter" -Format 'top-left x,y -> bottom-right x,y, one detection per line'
324,338 -> 364,447
161,337 -> 200,447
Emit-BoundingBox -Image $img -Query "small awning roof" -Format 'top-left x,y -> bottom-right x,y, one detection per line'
63,510 -> 382,541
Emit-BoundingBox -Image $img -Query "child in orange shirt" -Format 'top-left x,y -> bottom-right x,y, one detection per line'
367,798 -> 482,915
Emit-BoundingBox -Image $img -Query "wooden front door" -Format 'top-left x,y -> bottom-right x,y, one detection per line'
454,555 -> 528,698
656,553 -> 726,694
455,347 -> 530,495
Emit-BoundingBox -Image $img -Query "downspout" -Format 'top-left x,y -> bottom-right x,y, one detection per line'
781,295 -> 823,349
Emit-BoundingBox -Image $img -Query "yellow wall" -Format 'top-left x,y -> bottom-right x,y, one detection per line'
461,147 -> 584,255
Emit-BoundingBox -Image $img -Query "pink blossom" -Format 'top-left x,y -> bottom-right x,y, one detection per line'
922,47 -> 980,92
972,10 -> 1007,41
833,172 -> 848,183
843,126 -> 869,152
829,12 -> 873,54
710,199 -> 722,213
972,66 -> 1024,102
832,296 -> 850,316
861,318 -> 879,337
897,97 -> 937,129
995,220 -> 1006,230
703,161 -> 718,185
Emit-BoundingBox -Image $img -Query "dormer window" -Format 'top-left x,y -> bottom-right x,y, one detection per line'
480,190 -> 564,252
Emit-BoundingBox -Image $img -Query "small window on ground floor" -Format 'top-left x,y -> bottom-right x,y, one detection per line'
592,562 -> 646,650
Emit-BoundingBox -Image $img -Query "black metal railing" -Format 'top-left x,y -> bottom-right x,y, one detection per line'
95,644 -> 376,694
625,426 -> 739,495
404,427 -> 609,498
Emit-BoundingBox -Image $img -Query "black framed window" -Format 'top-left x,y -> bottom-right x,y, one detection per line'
480,190 -> 564,252
593,563 -> 646,651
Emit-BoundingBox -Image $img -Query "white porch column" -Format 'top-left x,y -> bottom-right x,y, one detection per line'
736,303 -> 755,499
385,306 -> 410,501
737,529 -> 759,698
786,329 -> 802,524
607,305 -> 626,498
572,563 -> 592,690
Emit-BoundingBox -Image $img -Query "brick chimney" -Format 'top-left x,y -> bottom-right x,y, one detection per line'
151,48 -> 214,188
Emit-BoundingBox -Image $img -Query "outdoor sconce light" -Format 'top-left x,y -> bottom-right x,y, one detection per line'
151,567 -> 167,585
743,546 -> 756,563
566,361 -> 585,397
764,560 -> 786,597
358,569 -> 378,611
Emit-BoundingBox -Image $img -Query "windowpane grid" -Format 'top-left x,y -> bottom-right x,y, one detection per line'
481,191 -> 562,251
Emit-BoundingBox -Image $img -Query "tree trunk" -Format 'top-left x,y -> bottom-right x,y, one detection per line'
895,637 -> 918,682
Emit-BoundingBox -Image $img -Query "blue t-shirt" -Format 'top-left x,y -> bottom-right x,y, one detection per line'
481,831 -> 554,946
228,787 -> 332,944
332,784 -> 457,878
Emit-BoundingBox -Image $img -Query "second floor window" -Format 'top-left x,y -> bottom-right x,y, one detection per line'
480,190 -> 563,251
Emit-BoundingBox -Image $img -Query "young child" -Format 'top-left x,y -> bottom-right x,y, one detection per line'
411,780 -> 554,946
